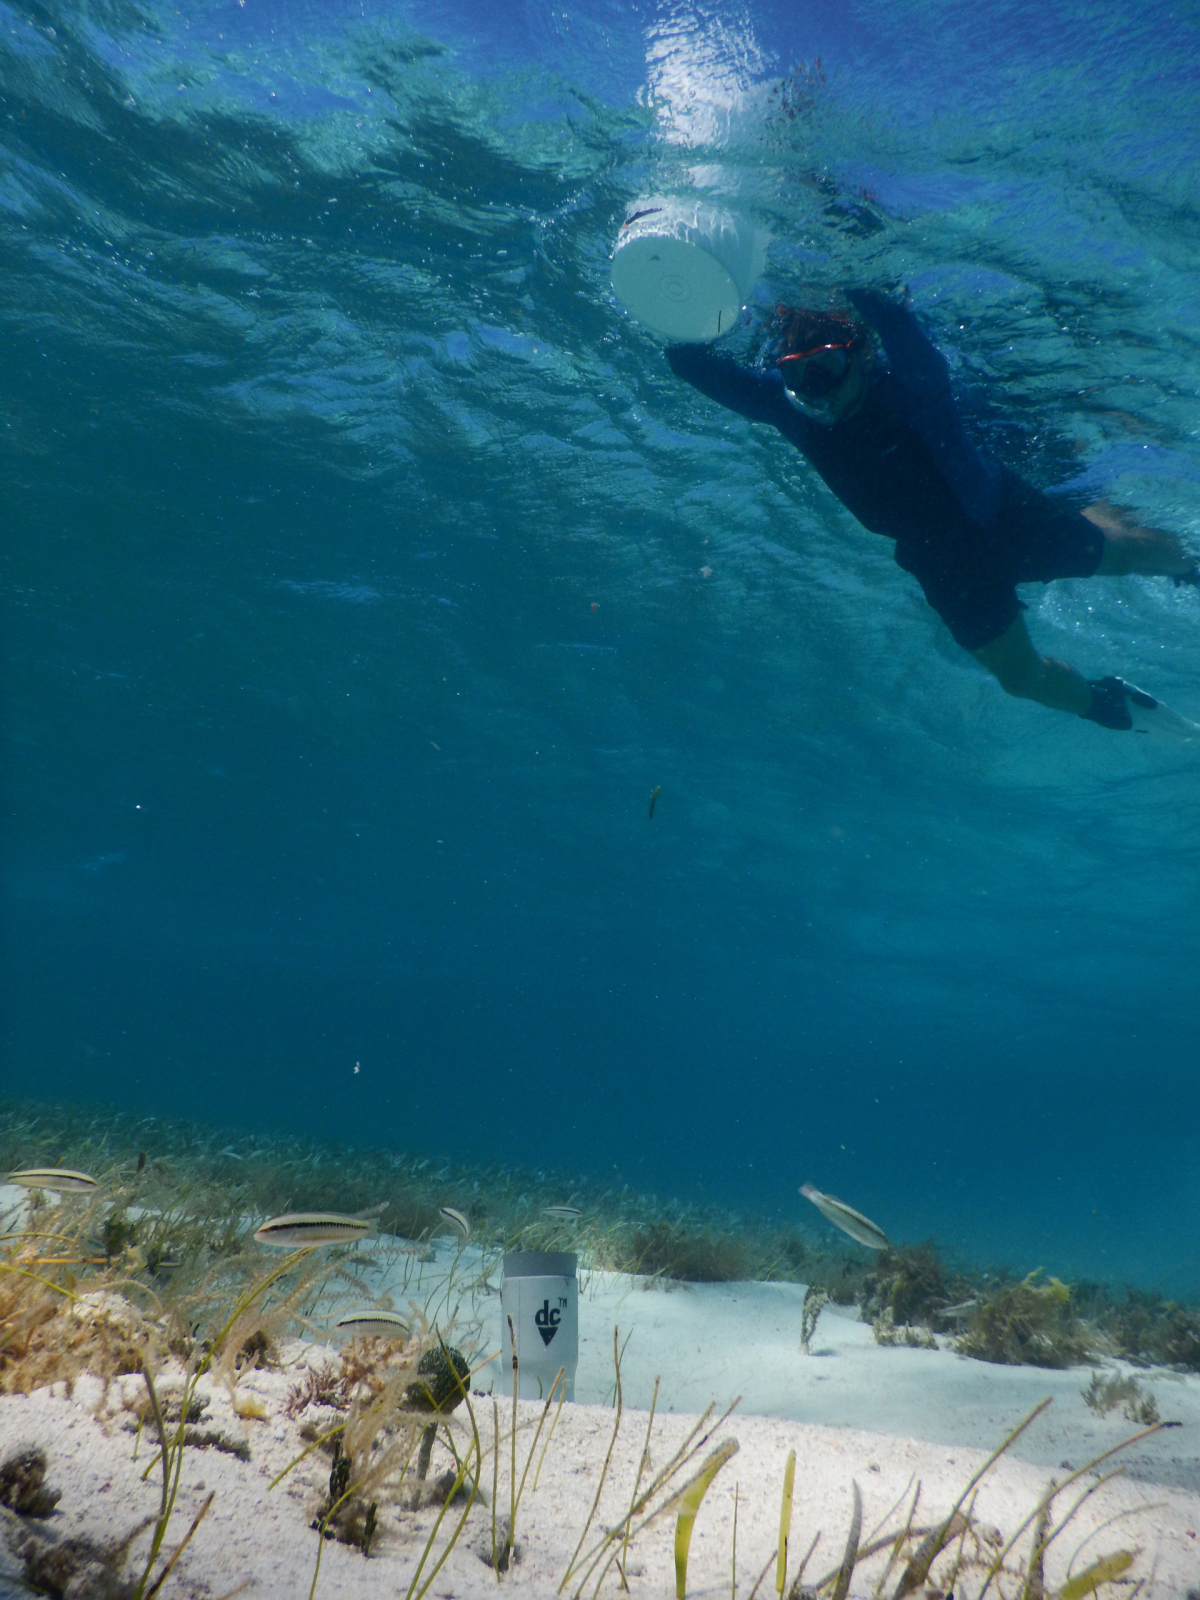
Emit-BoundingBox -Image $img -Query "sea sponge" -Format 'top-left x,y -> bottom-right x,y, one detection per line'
404,1344 -> 470,1414
0,1446 -> 61,1516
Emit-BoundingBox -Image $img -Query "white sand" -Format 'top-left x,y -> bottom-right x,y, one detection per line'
2,1252 -> 1199,1598
563,1273 -> 1200,1490
384,1241 -> 1200,1485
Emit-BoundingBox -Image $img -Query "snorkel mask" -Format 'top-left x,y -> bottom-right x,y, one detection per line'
777,341 -> 855,421
771,306 -> 871,422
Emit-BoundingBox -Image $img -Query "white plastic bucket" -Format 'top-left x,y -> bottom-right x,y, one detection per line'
500,1250 -> 578,1401
611,198 -> 766,342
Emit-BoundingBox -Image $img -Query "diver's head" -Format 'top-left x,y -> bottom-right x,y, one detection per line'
772,306 -> 873,423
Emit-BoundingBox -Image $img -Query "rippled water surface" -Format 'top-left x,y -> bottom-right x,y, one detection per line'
3,0 -> 1199,1289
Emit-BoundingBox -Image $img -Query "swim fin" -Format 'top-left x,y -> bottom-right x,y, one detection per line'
1083,676 -> 1200,741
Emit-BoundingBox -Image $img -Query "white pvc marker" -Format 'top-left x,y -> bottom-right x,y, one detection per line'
500,1249 -> 578,1401
611,198 -> 767,343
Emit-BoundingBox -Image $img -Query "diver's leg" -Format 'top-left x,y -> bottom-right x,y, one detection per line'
1084,502 -> 1198,580
972,614 -> 1092,715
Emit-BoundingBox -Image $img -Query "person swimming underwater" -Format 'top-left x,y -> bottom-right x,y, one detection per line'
667,290 -> 1198,731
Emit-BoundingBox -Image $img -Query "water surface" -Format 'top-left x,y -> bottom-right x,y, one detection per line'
3,0 -> 1199,1292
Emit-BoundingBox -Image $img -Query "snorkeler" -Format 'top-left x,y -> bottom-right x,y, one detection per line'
667,290 -> 1198,732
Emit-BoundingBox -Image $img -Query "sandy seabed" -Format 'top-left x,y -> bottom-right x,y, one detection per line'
2,1271 -> 1199,1599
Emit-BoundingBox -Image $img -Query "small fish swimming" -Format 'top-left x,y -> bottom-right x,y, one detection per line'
253,1212 -> 373,1248
648,785 -> 661,820
800,1183 -> 889,1251
542,1205 -> 582,1221
620,206 -> 664,230
335,1309 -> 413,1342
438,1206 -> 471,1240
7,1168 -> 98,1193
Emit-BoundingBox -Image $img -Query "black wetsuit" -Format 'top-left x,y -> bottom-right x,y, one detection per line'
667,289 -> 1103,652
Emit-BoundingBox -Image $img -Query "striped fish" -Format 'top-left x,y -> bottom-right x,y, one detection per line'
542,1205 -> 582,1221
7,1168 -> 98,1193
438,1206 -> 471,1240
335,1310 -> 412,1342
800,1183 -> 889,1251
253,1212 -> 373,1249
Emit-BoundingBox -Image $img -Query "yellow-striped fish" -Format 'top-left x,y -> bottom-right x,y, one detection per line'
438,1206 -> 471,1240
253,1212 -> 373,1248
800,1183 -> 889,1250
7,1168 -> 98,1193
335,1310 -> 412,1342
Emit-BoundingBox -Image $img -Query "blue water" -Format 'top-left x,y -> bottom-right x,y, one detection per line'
3,0 -> 1199,1292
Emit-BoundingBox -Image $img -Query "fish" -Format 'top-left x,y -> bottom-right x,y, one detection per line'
335,1310 -> 413,1342
253,1212 -> 373,1249
7,1168 -> 98,1193
438,1206 -> 471,1240
621,206 -> 664,230
648,785 -> 661,820
800,1183 -> 889,1251
542,1205 -> 582,1221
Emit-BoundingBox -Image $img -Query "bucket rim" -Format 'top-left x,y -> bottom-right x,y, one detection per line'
502,1249 -> 578,1278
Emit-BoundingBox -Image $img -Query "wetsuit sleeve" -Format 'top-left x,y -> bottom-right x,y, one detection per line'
666,342 -> 801,431
848,288 -> 1002,528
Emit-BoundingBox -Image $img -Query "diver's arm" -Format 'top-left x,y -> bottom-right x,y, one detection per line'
666,342 -> 800,430
847,289 -> 958,408
848,288 -> 1002,527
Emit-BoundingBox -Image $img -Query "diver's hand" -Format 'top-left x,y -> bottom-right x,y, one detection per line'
1081,675 -> 1158,730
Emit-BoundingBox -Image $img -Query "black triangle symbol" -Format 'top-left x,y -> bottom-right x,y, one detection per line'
538,1322 -> 557,1346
